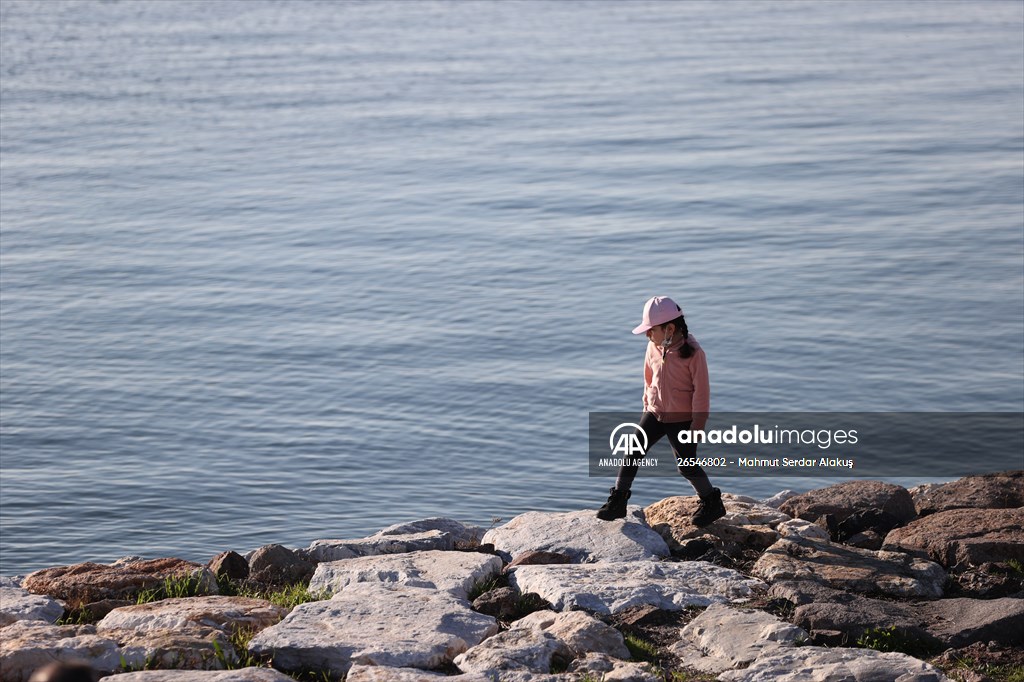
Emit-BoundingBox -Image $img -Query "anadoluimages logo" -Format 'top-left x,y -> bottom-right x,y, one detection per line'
609,422 -> 648,456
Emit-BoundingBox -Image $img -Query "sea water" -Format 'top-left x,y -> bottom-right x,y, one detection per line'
1,0 -> 1022,575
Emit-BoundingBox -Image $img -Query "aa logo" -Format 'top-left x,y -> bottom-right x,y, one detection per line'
609,423 -> 648,457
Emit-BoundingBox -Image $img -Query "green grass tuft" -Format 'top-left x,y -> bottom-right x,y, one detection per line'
466,574 -> 507,602
212,626 -> 269,671
856,626 -> 940,659
135,574 -> 209,605
216,577 -> 329,608
623,633 -> 660,663
948,655 -> 1024,682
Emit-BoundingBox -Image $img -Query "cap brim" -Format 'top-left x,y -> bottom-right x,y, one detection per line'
631,323 -> 652,335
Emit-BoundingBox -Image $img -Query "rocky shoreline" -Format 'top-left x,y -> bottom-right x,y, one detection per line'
2,472 -> 1022,682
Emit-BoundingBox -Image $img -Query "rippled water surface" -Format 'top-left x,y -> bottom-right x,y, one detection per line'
2,0 -> 1022,575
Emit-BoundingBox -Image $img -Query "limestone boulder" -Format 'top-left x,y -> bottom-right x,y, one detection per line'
846,530 -> 884,550
762,490 -> 799,509
915,597 -> 1024,649
481,508 -> 668,563
106,670 -> 295,681
912,470 -> 1024,516
206,552 -> 249,583
344,666 -> 441,681
247,583 -> 498,677
468,588 -> 551,628
751,536 -> 946,599
781,584 -> 938,648
507,560 -> 765,615
643,495 -> 782,557
717,646 -> 949,681
452,628 -> 572,676
306,530 -> 456,563
712,494 -> 793,527
668,603 -> 807,673
568,653 -> 661,682
307,550 -> 502,601
0,585 -> 65,627
779,480 -> 916,528
346,665 -> 492,681
512,609 -> 631,659
91,595 -> 286,672
247,545 -> 313,587
882,507 -> 1024,569
22,559 -> 217,606
776,519 -> 831,542
78,599 -> 133,622
113,625 -> 232,671
504,551 -> 572,571
0,621 -> 123,682
772,580 -> 1024,649
96,595 -> 288,636
372,517 -> 487,548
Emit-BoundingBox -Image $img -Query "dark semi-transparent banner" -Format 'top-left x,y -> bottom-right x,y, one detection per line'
588,412 -> 1023,478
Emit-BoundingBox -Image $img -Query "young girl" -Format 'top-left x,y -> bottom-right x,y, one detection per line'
596,295 -> 726,527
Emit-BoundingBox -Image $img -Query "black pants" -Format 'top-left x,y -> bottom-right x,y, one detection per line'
614,411 -> 713,496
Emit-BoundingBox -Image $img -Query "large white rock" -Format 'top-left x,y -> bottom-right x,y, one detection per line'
306,530 -> 455,563
569,653 -> 661,682
113,626 -> 233,671
762,490 -> 800,509
0,586 -> 65,627
452,628 -> 572,676
507,561 -> 765,615
718,646 -> 949,681
346,664 -> 493,682
308,550 -> 503,601
643,495 -> 782,556
668,603 -> 807,673
481,509 -> 669,563
91,596 -> 288,672
96,595 -> 288,635
775,519 -> 831,542
0,620 -> 123,682
372,517 -> 488,548
752,536 -> 947,599
247,583 -> 498,677
511,609 -> 631,659
106,669 -> 295,681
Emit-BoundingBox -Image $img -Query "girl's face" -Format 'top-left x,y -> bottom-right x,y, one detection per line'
646,323 -> 675,346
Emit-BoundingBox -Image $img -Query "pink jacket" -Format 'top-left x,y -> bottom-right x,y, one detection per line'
642,334 -> 710,430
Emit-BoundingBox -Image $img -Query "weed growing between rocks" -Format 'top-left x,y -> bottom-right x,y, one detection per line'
606,605 -> 717,682
455,516 -> 504,551
623,633 -> 660,662
468,580 -> 553,626
466,572 -> 508,602
217,576 -> 330,608
135,575 -> 210,604
212,626 -> 267,671
855,625 -> 943,659
58,574 -> 212,625
55,605 -> 97,626
932,642 -> 1024,682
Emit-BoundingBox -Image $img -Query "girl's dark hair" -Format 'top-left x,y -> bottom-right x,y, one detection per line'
662,315 -> 695,358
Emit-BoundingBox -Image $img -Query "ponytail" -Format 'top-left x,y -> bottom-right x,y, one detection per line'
666,315 -> 695,359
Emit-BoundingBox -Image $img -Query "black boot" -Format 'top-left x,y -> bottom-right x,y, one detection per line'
596,487 -> 631,521
691,487 -> 726,527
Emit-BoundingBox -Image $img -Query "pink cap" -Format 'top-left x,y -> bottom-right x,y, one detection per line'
631,296 -> 683,334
